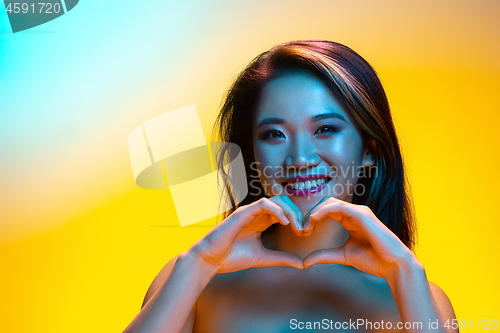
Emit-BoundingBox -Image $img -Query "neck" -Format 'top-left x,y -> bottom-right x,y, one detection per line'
262,218 -> 350,259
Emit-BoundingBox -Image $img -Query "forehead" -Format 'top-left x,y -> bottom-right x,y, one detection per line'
253,71 -> 352,126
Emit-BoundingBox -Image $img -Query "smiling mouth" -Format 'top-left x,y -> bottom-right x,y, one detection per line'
282,177 -> 333,191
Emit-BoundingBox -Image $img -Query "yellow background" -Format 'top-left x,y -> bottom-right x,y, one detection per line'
0,0 -> 498,331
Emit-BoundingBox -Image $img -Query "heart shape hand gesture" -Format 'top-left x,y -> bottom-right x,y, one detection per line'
192,195 -> 415,280
302,196 -> 416,279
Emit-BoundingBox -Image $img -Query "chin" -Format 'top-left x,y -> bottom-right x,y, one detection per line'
288,195 -> 325,213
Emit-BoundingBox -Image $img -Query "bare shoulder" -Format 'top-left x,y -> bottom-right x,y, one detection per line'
429,281 -> 457,321
141,254 -> 180,308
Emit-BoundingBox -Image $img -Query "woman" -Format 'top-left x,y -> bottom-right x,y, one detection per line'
123,40 -> 457,333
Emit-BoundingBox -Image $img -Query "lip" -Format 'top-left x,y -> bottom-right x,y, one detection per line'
282,175 -> 332,197
283,174 -> 330,183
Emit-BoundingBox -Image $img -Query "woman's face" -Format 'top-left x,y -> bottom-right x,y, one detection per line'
252,70 -> 374,213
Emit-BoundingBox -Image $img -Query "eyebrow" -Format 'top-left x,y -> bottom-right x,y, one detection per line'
256,112 -> 348,129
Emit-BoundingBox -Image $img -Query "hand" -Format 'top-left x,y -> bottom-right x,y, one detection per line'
302,197 -> 417,279
191,195 -> 305,274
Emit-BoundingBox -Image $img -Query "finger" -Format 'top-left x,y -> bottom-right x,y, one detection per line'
275,195 -> 304,236
303,247 -> 346,269
309,200 -> 359,229
270,196 -> 302,235
303,196 -> 330,236
225,198 -> 291,236
254,198 -> 293,228
259,249 -> 304,270
302,219 -> 318,237
308,201 -> 394,247
306,196 -> 340,221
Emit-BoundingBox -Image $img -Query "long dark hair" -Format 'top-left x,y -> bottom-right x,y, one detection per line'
212,40 -> 416,250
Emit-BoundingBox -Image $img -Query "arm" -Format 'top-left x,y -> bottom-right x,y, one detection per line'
302,197 -> 458,333
141,255 -> 180,309
385,257 -> 458,333
122,250 -> 218,333
429,281 -> 458,323
122,197 -> 304,333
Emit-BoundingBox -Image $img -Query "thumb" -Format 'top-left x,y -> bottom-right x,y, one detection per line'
258,249 -> 304,270
303,247 -> 347,269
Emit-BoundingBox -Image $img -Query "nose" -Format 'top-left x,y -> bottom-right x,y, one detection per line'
283,136 -> 320,172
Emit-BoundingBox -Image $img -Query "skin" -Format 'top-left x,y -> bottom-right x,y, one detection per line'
122,71 -> 458,333
252,69 -> 375,258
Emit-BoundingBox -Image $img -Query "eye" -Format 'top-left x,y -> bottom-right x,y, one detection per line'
262,130 -> 285,140
315,124 -> 340,135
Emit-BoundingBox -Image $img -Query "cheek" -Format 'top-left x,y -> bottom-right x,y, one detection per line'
319,140 -> 365,201
253,143 -> 284,195
322,137 -> 365,178
254,143 -> 280,174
